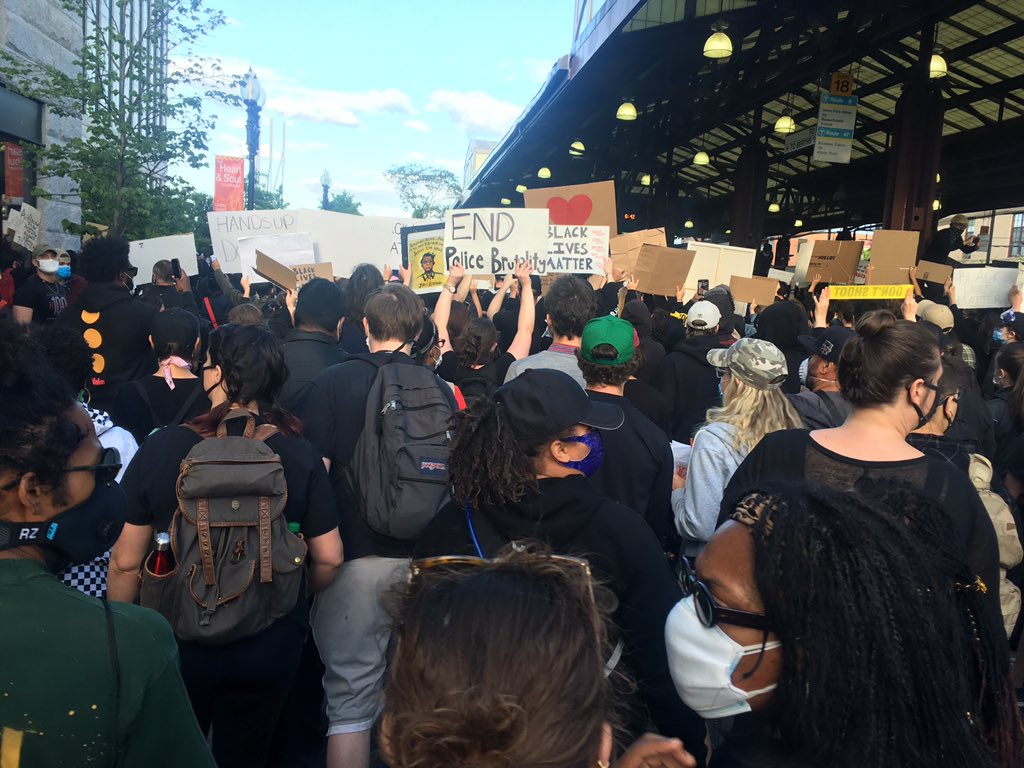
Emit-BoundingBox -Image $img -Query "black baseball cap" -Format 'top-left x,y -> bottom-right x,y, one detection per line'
798,326 -> 857,364
494,369 -> 624,442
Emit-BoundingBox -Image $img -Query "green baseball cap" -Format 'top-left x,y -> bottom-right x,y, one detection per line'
579,316 -> 638,365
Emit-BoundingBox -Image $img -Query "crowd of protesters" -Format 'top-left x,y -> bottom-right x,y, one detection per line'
2,231 -> 1024,768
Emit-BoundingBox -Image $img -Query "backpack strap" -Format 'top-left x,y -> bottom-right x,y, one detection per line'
167,382 -> 204,428
102,600 -> 122,766
217,409 -> 257,438
197,498 -> 216,585
132,380 -> 163,428
203,297 -> 219,328
814,390 -> 845,425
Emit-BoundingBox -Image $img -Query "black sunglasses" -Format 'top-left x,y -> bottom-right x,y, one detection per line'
62,447 -> 122,485
678,556 -> 772,632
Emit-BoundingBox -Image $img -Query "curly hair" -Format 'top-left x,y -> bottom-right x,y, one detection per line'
0,319 -> 81,502
449,398 -> 574,509
190,324 -> 301,438
32,323 -> 95,394
575,345 -> 641,388
383,549 -> 614,768
728,482 -> 1024,768
454,317 -> 499,366
80,236 -> 131,283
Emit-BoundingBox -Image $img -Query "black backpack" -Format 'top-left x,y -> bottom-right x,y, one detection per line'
454,370 -> 498,403
347,356 -> 454,540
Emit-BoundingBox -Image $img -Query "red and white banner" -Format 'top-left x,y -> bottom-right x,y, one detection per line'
3,142 -> 25,200
213,155 -> 245,212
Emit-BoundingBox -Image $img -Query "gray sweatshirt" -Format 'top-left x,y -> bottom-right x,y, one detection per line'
672,421 -> 747,556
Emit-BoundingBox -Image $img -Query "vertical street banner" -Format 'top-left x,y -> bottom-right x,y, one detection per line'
3,142 -> 25,200
812,94 -> 858,164
213,155 -> 245,212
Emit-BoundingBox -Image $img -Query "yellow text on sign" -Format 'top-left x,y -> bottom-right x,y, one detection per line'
830,71 -> 855,96
829,284 -> 911,301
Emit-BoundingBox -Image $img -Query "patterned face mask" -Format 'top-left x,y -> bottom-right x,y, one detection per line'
558,430 -> 604,477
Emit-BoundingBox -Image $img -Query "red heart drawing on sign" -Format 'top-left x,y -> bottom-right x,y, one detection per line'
547,195 -> 594,225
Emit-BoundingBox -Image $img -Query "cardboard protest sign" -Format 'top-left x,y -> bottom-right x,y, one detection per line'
11,203 -> 42,250
443,208 -> 548,275
254,250 -> 333,291
401,223 -> 447,294
869,230 -> 919,285
523,180 -> 618,233
808,240 -> 863,284
610,228 -> 666,274
129,233 -> 198,282
954,266 -> 1018,309
829,284 -> 912,301
729,275 -> 780,306
916,260 -> 954,285
633,245 -> 696,297
543,224 -> 607,275
237,232 -> 316,281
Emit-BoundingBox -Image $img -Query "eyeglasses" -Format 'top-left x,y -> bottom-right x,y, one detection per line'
410,554 -> 595,603
1,447 -> 121,492
62,447 -> 122,485
677,556 -> 772,632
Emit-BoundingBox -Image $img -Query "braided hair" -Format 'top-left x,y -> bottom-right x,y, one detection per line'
730,482 -> 1023,768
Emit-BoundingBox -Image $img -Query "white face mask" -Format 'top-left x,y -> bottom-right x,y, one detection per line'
798,357 -> 810,386
665,595 -> 782,719
37,258 -> 60,274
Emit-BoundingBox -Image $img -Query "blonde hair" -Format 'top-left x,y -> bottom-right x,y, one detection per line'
704,377 -> 803,454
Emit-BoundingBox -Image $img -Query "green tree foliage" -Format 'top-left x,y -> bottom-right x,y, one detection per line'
322,191 -> 362,215
249,182 -> 288,211
383,164 -> 462,219
0,0 -> 235,239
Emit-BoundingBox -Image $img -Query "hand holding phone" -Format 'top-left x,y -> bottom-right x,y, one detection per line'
171,258 -> 182,279
697,279 -> 709,297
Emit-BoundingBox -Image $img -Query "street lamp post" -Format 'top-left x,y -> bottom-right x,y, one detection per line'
320,169 -> 331,210
240,68 -> 266,211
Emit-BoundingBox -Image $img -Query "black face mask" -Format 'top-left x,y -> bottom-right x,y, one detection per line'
0,480 -> 126,571
908,382 -> 942,430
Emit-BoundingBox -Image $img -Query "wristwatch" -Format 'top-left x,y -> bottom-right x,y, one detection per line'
446,284 -> 457,293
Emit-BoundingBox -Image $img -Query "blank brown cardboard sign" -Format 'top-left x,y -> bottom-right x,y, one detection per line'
729,275 -> 779,306
633,245 -> 696,297
808,240 -> 863,284
523,180 -> 618,234
610,228 -> 666,274
254,250 -> 333,291
916,260 -> 953,284
869,230 -> 920,285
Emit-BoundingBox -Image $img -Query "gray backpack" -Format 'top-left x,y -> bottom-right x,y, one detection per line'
140,410 -> 307,644
347,356 -> 454,540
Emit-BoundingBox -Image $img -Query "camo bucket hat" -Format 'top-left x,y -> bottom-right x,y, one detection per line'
706,337 -> 788,390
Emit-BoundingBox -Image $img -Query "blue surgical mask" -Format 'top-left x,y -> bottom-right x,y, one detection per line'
56,266 -> 71,280
994,329 -> 1008,346
558,430 -> 604,477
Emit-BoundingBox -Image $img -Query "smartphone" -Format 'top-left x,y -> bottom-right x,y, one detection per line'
171,258 -> 182,279
697,279 -> 709,297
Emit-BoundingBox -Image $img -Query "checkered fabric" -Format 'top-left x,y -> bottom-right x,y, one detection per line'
59,550 -> 110,599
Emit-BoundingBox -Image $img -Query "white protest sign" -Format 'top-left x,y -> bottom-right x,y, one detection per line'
12,203 -> 42,250
543,224 -> 607,275
794,241 -> 814,283
207,209 -> 427,280
236,232 -> 317,280
4,208 -> 22,235
444,208 -> 548,274
767,268 -> 795,284
129,233 -> 198,283
682,241 -> 756,295
953,266 -> 1018,309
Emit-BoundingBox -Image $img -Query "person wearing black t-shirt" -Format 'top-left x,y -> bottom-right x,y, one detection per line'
111,308 -> 210,443
108,324 -> 342,768
433,261 -> 535,401
12,244 -> 68,324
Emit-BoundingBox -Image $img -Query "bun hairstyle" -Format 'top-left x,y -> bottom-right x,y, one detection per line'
383,550 -> 613,768
838,310 -> 941,408
454,317 -> 499,366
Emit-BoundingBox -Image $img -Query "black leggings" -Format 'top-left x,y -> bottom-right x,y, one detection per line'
179,618 -> 305,768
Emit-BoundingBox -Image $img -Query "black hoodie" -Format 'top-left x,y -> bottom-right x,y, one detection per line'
58,282 -> 158,411
415,475 -> 707,764
657,333 -> 734,443
621,299 -> 667,385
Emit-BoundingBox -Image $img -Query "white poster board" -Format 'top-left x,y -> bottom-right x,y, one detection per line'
543,224 -> 607,275
236,232 -> 317,280
682,241 -> 756,295
794,241 -> 814,283
129,233 -> 198,283
207,209 -> 427,280
443,208 -> 548,274
12,203 -> 42,250
953,267 -> 1018,309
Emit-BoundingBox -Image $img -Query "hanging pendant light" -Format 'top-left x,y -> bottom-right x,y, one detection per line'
929,53 -> 948,79
794,219 -> 804,228
500,198 -> 511,205
703,21 -> 732,59
932,199 -> 942,211
693,150 -> 711,166
774,115 -> 797,135
515,184 -> 527,193
684,219 -> 695,229
768,202 -> 781,213
569,140 -> 586,156
537,167 -> 551,179
640,173 -> 651,186
616,101 -> 638,121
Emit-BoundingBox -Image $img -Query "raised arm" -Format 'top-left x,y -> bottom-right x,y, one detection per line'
486,274 -> 515,319
506,261 -> 536,361
432,261 -> 465,353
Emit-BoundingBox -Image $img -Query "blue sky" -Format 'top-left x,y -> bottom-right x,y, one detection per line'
177,1 -> 572,216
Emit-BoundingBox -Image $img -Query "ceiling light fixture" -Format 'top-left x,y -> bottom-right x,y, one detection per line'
616,101 -> 638,121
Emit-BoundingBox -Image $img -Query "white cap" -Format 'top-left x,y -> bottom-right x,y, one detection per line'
687,301 -> 722,329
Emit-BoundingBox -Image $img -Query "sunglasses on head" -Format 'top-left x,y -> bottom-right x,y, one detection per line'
677,556 -> 772,632
410,553 -> 595,602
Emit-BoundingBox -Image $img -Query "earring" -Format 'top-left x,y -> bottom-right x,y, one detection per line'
597,762 -> 610,768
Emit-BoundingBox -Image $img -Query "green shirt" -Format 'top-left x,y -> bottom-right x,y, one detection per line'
0,560 -> 215,767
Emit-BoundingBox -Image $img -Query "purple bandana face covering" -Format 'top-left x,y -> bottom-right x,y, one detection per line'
559,430 -> 604,477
